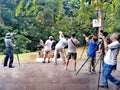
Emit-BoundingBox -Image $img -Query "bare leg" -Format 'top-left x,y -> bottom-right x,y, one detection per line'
42,51 -> 48,63
73,60 -> 76,71
65,60 -> 69,70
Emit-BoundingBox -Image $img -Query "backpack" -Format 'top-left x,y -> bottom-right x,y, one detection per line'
51,41 -> 56,50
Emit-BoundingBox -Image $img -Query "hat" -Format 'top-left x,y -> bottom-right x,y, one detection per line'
49,36 -> 53,39
5,33 -> 12,39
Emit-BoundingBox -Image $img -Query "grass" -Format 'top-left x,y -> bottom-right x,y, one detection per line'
0,47 -> 120,63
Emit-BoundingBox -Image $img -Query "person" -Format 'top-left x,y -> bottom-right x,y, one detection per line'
42,36 -> 54,63
85,35 -> 98,74
99,33 -> 120,89
53,31 -> 67,65
37,39 -> 44,57
65,33 -> 79,71
3,33 -> 16,68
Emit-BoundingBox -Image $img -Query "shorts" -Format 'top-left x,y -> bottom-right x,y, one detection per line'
67,53 -> 77,60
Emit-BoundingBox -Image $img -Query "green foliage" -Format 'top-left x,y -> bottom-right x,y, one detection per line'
16,0 -> 24,16
0,0 -> 120,54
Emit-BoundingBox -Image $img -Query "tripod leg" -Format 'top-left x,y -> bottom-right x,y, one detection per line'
76,57 -> 89,75
79,45 -> 86,61
95,54 -> 101,68
16,54 -> 20,66
97,56 -> 103,90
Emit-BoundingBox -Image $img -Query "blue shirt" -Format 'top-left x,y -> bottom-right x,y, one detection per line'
87,40 -> 98,57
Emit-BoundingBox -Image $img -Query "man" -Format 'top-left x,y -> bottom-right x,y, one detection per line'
99,33 -> 120,90
85,35 -> 98,74
65,33 -> 79,71
3,33 -> 16,68
42,36 -> 54,63
53,31 -> 67,65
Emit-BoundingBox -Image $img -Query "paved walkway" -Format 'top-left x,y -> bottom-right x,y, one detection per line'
0,59 -> 120,90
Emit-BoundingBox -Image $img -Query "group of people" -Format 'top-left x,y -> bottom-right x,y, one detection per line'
3,31 -> 120,90
84,33 -> 120,90
41,31 -> 79,71
41,31 -> 120,90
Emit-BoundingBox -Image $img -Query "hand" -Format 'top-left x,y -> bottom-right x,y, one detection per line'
59,31 -> 63,34
102,36 -> 106,40
13,44 -> 16,47
83,34 -> 86,37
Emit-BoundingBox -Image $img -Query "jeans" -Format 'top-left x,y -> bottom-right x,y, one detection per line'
102,62 -> 120,86
4,48 -> 14,67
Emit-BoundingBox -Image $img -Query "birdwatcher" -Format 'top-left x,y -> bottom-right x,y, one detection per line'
3,33 -> 16,68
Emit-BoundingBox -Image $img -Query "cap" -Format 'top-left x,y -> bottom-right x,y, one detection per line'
49,36 -> 53,39
5,33 -> 12,39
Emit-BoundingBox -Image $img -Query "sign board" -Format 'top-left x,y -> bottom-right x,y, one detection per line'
92,19 -> 101,27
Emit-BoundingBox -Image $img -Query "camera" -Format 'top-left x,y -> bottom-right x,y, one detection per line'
100,30 -> 108,37
10,32 -> 17,36
100,30 -> 111,44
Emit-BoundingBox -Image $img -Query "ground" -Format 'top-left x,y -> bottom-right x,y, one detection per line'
0,59 -> 120,90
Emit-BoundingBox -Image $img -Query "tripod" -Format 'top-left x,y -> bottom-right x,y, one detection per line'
96,51 -> 104,90
96,39 -> 105,90
76,39 -> 105,90
76,41 -> 87,75
14,46 -> 20,66
76,44 -> 98,75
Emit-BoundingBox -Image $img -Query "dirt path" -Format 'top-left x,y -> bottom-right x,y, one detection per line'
0,60 -> 120,90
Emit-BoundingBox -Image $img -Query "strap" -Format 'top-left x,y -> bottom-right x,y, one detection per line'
71,39 -> 77,47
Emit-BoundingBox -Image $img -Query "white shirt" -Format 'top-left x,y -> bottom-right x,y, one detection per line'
55,37 -> 67,49
68,38 -> 79,53
44,40 -> 53,51
104,41 -> 120,65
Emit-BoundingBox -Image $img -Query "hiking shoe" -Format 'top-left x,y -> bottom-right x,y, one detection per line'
116,82 -> 120,90
99,84 -> 109,89
42,61 -> 46,63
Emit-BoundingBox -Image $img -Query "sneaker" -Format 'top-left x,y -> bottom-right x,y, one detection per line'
99,84 -> 109,89
88,71 -> 92,75
116,82 -> 120,90
9,66 -> 15,68
42,61 -> 46,63
48,61 -> 50,63
91,70 -> 96,74
3,65 -> 7,67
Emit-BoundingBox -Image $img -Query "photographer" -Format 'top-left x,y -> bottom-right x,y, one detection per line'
85,35 -> 98,74
3,33 -> 16,68
53,31 -> 67,65
42,36 -> 54,63
99,33 -> 120,89
65,33 -> 79,71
